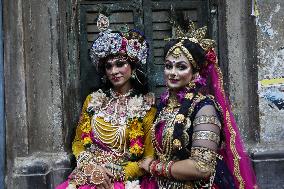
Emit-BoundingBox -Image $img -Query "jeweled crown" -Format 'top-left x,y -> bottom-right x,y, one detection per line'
89,13 -> 149,68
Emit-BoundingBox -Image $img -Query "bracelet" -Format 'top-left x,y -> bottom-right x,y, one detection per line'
193,115 -> 221,129
165,161 -> 175,178
69,162 -> 105,186
192,130 -> 220,144
149,160 -> 160,176
191,147 -> 217,173
149,160 -> 174,178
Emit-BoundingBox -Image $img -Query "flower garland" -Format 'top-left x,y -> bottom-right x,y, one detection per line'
80,115 -> 145,160
128,117 -> 144,160
78,90 -> 149,160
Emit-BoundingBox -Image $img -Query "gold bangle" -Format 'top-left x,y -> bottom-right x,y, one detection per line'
193,159 -> 211,173
192,130 -> 220,144
193,115 -> 221,129
190,147 -> 217,173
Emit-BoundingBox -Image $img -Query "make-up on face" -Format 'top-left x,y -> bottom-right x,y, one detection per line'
164,51 -> 193,91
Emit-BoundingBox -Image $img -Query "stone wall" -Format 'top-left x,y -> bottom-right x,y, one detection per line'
3,0 -> 79,188
224,1 -> 284,188
3,0 -> 284,188
254,0 -> 284,188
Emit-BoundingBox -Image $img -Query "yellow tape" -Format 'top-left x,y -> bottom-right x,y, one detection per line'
259,78 -> 284,87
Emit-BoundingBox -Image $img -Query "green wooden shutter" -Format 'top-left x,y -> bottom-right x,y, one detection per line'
78,0 -> 217,99
143,0 -> 211,95
78,1 -> 143,100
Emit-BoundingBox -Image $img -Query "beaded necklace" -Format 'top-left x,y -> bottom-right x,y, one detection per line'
152,92 -> 207,161
91,89 -> 133,154
88,89 -> 150,158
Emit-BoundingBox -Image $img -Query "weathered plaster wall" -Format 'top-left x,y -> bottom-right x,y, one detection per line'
3,0 -> 284,188
3,0 -> 76,188
256,1 -> 284,144
253,1 -> 284,188
224,0 -> 259,144
224,0 -> 284,188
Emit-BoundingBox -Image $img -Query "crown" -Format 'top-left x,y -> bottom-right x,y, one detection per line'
89,13 -> 149,68
166,7 -> 215,52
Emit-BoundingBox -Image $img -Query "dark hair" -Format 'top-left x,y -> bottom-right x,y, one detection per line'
164,39 -> 206,73
97,54 -> 149,95
163,39 -> 208,159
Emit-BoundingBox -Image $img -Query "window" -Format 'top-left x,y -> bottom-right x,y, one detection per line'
78,0 -> 216,98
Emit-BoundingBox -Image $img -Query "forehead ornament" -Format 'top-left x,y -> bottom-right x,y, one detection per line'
166,41 -> 196,67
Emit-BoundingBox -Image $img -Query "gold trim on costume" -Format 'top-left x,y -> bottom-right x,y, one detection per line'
226,110 -> 245,189
193,115 -> 222,130
192,130 -> 220,144
215,63 -> 245,188
191,146 -> 217,173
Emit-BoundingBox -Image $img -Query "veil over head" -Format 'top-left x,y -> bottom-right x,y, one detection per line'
164,17 -> 258,188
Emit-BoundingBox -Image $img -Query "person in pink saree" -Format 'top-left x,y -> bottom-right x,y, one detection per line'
140,20 -> 258,189
56,13 -> 157,189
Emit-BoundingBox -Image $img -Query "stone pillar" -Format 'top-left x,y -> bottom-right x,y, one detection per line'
3,0 -> 79,188
223,0 -> 284,188
253,1 -> 284,188
224,0 -> 259,144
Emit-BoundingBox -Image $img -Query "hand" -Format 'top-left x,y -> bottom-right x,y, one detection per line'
66,183 -> 76,189
139,157 -> 154,172
95,166 -> 114,189
145,93 -> 155,105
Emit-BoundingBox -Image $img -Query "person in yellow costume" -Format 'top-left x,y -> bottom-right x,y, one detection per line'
56,13 -> 157,189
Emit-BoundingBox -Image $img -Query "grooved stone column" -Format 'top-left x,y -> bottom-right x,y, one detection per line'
4,0 -> 74,188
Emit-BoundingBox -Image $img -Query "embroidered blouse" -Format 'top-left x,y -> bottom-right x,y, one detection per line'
72,89 -> 156,181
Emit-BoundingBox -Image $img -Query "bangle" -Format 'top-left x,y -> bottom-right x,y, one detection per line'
165,161 -> 174,178
155,162 -> 163,176
149,160 -> 175,178
147,159 -> 155,172
161,162 -> 167,176
149,160 -> 159,176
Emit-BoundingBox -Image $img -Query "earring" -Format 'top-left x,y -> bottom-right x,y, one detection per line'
131,71 -> 136,79
101,75 -> 107,84
187,72 -> 199,89
187,81 -> 196,89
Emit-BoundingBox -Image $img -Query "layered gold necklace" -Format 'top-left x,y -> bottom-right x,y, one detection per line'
152,96 -> 181,162
91,89 -> 133,154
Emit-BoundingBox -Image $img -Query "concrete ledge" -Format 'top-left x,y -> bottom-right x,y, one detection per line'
13,152 -> 74,189
251,150 -> 284,189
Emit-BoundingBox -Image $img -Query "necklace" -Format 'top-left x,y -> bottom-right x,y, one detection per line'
91,89 -> 133,154
89,88 -> 150,155
109,88 -> 134,99
165,96 -> 180,113
152,93 -> 206,161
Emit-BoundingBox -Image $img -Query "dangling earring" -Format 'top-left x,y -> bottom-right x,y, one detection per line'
187,81 -> 196,89
101,75 -> 107,84
131,71 -> 136,79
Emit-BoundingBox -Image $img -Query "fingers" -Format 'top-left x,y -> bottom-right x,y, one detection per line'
96,185 -> 104,189
103,172 -> 112,188
97,166 -> 113,189
145,93 -> 155,105
102,167 -> 113,188
140,157 -> 154,172
102,166 -> 114,178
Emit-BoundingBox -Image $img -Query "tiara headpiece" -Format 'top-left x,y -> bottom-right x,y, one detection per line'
165,13 -> 216,69
90,13 -> 149,68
